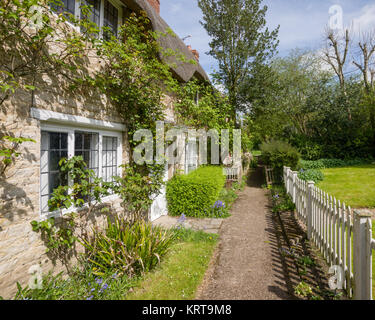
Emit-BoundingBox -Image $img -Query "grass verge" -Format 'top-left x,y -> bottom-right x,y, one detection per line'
126,228 -> 218,300
7,228 -> 218,300
317,164 -> 375,208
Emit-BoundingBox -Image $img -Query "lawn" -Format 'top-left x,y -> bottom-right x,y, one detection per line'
126,229 -> 218,300
373,224 -> 375,299
317,164 -> 375,208
8,228 -> 218,300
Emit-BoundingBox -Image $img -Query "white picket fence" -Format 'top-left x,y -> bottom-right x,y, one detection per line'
223,166 -> 240,182
283,166 -> 375,300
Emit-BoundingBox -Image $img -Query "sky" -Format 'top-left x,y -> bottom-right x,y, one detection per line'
160,0 -> 375,78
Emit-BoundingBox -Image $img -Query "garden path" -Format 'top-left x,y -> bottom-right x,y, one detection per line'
196,167 -> 293,300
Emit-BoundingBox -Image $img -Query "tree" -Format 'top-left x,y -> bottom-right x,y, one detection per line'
198,0 -> 279,123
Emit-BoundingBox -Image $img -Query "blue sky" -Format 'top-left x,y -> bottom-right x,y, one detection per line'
160,0 -> 375,78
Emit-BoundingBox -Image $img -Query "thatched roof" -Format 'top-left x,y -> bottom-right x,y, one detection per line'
121,0 -> 209,82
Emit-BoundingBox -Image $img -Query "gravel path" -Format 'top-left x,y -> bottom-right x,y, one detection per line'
196,167 -> 292,300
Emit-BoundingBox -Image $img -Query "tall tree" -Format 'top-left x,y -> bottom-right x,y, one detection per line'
198,0 -> 279,123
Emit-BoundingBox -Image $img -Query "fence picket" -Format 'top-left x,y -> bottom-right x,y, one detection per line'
342,202 -> 347,290
282,167 -> 374,299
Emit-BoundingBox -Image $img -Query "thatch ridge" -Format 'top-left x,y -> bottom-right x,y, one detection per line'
121,0 -> 209,82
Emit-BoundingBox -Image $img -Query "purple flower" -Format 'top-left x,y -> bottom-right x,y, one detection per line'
213,200 -> 225,208
177,214 -> 186,224
87,295 -> 93,300
95,277 -> 103,285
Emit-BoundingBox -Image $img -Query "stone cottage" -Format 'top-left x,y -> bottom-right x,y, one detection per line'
0,0 -> 208,298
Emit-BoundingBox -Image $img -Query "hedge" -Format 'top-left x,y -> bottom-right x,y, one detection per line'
166,166 -> 226,217
260,140 -> 300,181
299,158 -> 374,170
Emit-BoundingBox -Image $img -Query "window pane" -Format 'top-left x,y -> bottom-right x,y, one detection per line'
81,0 -> 101,25
103,0 -> 118,40
51,0 -> 76,16
50,151 -> 61,171
74,131 -> 99,172
102,136 -> 118,185
75,133 -> 83,150
50,132 -> 61,149
40,131 -> 68,214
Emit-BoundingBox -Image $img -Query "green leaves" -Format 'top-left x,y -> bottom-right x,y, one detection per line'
0,135 -> 36,176
82,218 -> 174,278
166,166 -> 226,217
48,156 -> 111,213
198,0 -> 279,118
30,216 -> 77,254
260,139 -> 300,176
111,164 -> 165,223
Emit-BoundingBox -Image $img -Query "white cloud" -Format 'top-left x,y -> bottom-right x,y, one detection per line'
351,4 -> 375,33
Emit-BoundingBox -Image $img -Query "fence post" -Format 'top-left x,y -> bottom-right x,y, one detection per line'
307,180 -> 315,240
292,171 -> 297,203
353,210 -> 372,300
284,167 -> 290,193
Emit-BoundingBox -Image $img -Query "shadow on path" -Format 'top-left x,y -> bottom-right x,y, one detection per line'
196,166 -> 293,300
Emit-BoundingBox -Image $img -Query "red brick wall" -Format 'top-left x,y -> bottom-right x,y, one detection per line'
147,0 -> 160,14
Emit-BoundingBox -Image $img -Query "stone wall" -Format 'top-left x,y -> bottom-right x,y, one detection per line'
0,67 -> 127,298
0,8 -> 181,299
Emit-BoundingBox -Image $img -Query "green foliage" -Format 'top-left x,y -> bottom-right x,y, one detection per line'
0,135 -> 35,176
246,49 -> 375,159
31,156 -> 112,259
166,166 -> 226,217
174,78 -> 233,131
260,139 -> 300,178
300,158 -> 374,170
198,0 -> 279,121
82,218 -> 174,278
30,216 -> 76,255
298,169 -> 324,183
48,156 -> 111,213
13,268 -> 136,300
111,164 -> 165,223
0,0 -> 99,106
172,227 -> 218,243
12,228 -> 217,300
86,12 -> 178,140
270,185 -> 295,213
294,281 -> 313,298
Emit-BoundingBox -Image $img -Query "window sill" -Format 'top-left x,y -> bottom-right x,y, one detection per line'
40,194 -> 120,220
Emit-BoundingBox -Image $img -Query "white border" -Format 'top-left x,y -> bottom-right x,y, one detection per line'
31,107 -> 125,132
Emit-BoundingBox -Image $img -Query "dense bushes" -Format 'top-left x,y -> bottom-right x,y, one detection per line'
299,158 -> 374,170
260,140 -> 300,179
298,169 -> 324,183
166,166 -> 226,217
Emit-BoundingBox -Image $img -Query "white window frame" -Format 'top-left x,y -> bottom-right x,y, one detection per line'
39,121 -> 123,219
50,0 -> 123,38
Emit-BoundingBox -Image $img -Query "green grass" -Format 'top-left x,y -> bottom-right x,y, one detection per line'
8,228 -> 218,300
373,223 -> 375,299
126,229 -> 218,300
252,150 -> 262,157
317,164 -> 375,208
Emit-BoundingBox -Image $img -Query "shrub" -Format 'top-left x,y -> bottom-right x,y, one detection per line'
260,140 -> 300,179
298,169 -> 324,183
270,185 -> 295,213
166,166 -> 226,217
300,158 -> 374,170
82,218 -> 174,277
